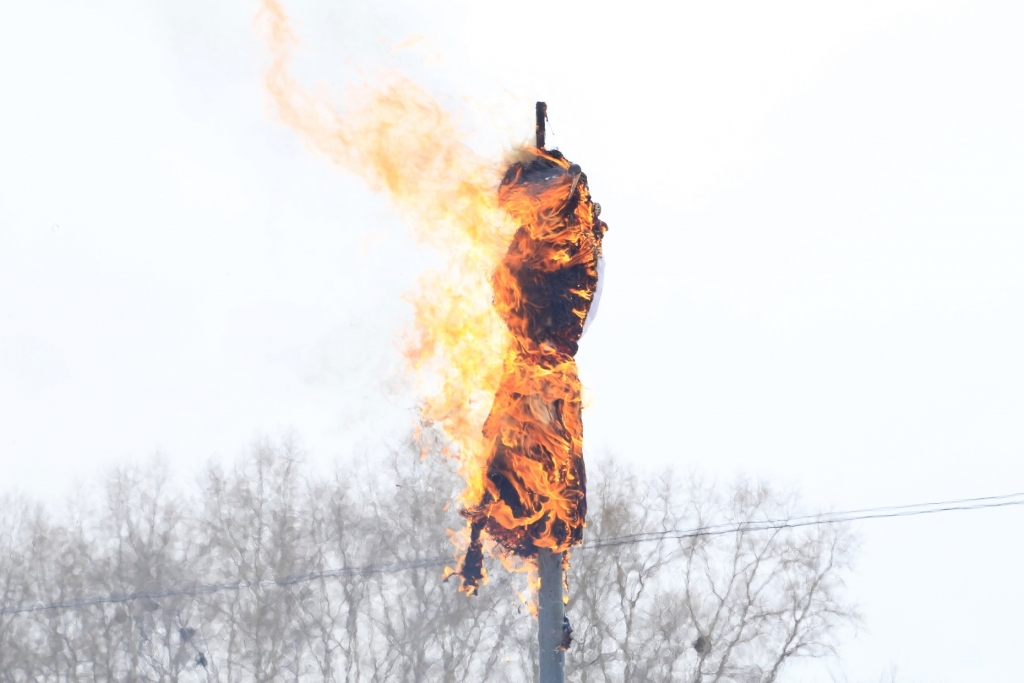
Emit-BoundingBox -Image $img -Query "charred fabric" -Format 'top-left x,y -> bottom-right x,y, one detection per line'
455,134 -> 607,594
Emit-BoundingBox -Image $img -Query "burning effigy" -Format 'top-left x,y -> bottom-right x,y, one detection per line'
255,6 -> 605,677
456,124 -> 607,592
254,3 -> 605,608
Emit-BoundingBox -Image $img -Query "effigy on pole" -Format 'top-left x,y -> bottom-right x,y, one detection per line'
452,102 -> 607,683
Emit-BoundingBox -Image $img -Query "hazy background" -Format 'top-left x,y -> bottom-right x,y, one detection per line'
2,0 -> 1023,680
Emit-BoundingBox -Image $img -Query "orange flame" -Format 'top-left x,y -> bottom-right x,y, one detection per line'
453,148 -> 606,593
255,1 -> 605,596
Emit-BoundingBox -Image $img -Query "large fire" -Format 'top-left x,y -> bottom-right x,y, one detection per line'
255,1 -> 606,596
456,144 -> 606,593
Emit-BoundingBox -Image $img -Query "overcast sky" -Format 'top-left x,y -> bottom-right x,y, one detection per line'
2,1 -> 1023,680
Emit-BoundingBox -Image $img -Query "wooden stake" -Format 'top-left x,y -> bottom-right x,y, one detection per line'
536,102 -> 547,150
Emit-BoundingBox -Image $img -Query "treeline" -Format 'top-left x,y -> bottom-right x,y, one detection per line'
0,438 -> 856,682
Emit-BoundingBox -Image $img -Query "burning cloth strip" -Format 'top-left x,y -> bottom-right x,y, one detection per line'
455,147 -> 607,594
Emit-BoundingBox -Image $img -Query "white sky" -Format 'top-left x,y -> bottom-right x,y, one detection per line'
2,1 -> 1023,680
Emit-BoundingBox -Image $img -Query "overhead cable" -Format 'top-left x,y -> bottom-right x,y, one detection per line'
3,491 -> 1022,617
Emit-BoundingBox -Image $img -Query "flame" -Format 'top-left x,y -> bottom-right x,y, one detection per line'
454,149 -> 605,592
255,1 -> 606,596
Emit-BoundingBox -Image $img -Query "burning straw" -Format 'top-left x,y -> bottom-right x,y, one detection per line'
455,124 -> 606,593
254,0 -> 606,603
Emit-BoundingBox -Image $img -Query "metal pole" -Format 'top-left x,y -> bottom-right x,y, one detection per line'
537,548 -> 565,683
535,101 -> 564,683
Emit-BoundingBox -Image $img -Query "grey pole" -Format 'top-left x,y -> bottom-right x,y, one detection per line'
537,548 -> 565,683
535,101 -> 565,683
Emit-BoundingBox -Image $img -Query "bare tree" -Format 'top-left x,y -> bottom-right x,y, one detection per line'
0,439 -> 858,682
567,463 -> 858,682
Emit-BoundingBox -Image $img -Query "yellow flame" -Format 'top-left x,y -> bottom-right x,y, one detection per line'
254,0 -> 517,510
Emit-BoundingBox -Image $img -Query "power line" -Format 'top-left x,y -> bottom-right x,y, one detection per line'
586,491 -> 1024,549
3,491 -> 1022,617
0,558 -> 447,617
